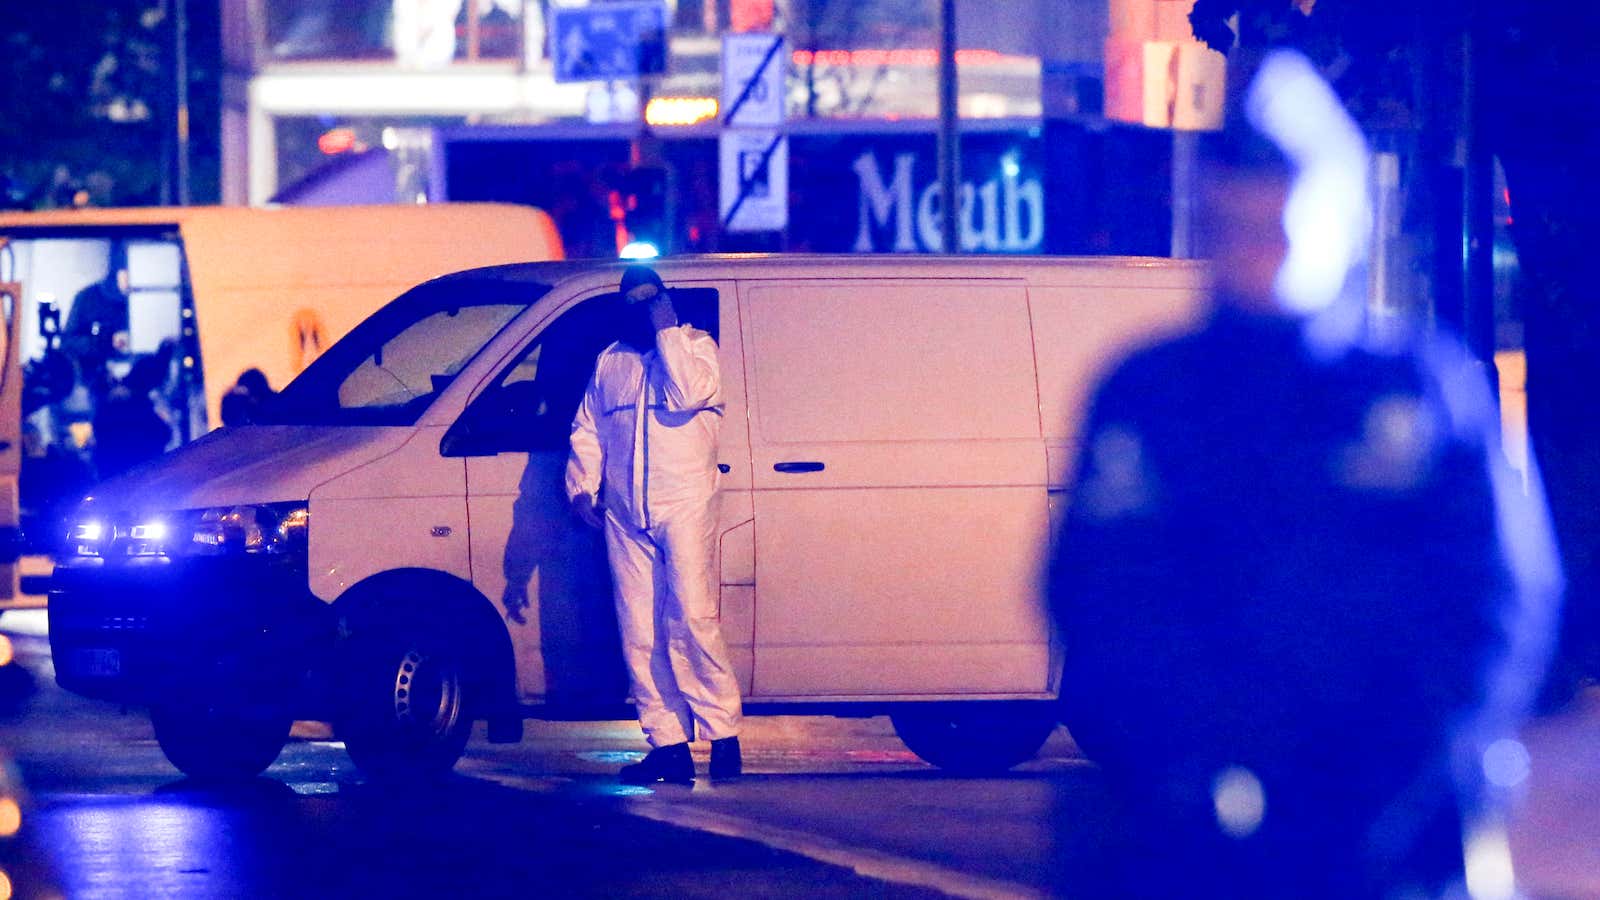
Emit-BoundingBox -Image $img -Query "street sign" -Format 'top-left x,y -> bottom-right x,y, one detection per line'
550,2 -> 668,84
719,130 -> 788,232
721,33 -> 786,127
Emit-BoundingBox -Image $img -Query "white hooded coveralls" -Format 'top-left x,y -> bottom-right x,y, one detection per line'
566,323 -> 743,747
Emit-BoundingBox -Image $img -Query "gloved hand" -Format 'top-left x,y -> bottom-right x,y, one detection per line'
502,586 -> 530,625
648,295 -> 678,332
571,494 -> 604,530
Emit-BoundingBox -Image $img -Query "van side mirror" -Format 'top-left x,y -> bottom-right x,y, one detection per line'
442,417 -> 549,457
442,386 -> 547,457
439,420 -> 493,458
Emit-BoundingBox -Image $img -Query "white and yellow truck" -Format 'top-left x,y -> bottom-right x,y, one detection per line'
0,203 -> 563,607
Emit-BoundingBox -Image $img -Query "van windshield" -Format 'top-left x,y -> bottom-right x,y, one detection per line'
268,278 -> 550,426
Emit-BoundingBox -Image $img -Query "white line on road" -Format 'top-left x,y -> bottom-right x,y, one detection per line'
623,798 -> 1047,900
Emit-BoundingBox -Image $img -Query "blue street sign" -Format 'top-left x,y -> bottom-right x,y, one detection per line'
550,2 -> 668,84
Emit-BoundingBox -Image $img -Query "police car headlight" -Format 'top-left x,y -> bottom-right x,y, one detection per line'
185,503 -> 309,556
68,503 -> 309,558
68,515 -> 169,557
69,519 -> 107,557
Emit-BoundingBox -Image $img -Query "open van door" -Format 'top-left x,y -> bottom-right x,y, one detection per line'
0,277 -> 22,604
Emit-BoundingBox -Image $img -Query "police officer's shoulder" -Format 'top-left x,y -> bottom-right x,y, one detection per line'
1088,327 -> 1213,411
1354,327 -> 1497,442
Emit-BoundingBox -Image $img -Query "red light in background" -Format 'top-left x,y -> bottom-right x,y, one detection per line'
318,128 -> 358,156
608,189 -> 629,256
730,0 -> 774,31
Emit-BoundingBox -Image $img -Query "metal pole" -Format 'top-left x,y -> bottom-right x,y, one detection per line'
632,78 -> 678,255
1368,149 -> 1402,340
175,0 -> 192,205
936,0 -> 959,253
1170,130 -> 1196,258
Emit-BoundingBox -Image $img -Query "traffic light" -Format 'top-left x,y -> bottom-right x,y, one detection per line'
620,166 -> 669,258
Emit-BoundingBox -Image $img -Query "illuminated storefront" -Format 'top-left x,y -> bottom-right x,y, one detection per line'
437,119 -> 1175,257
222,0 -> 1214,257
222,1 -> 1101,198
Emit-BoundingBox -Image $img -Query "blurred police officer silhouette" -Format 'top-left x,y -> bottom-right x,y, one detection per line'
1050,50 -> 1560,898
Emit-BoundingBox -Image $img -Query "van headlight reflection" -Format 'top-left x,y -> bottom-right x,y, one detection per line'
68,502 -> 309,558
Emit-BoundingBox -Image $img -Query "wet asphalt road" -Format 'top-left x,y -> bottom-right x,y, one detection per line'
2,606 -> 1597,900
0,609 -> 1114,899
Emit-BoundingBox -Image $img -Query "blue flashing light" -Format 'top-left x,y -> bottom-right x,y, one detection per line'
620,241 -> 661,260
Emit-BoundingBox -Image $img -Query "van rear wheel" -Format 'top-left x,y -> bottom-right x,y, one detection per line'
337,623 -> 474,782
151,703 -> 291,781
891,704 -> 1058,774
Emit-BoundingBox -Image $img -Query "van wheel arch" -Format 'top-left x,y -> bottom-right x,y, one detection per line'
332,569 -> 518,725
890,702 -> 1059,774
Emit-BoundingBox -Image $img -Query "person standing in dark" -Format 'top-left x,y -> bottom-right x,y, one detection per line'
91,355 -> 174,482
221,368 -> 276,426
1049,51 -> 1560,897
63,243 -> 132,401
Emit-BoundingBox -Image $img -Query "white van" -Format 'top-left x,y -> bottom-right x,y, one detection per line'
47,255 -> 1204,780
0,203 -> 562,605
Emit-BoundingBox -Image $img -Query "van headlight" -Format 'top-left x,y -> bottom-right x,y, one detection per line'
70,502 -> 309,558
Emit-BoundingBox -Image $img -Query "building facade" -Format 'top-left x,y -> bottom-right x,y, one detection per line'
221,0 -> 1218,257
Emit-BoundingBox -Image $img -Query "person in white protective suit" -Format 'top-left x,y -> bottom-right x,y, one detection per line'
566,265 -> 743,785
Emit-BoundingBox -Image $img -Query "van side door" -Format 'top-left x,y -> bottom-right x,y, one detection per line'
740,278 -> 1052,699
446,281 -> 754,706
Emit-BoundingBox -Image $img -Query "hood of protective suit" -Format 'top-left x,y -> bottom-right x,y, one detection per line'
81,425 -> 412,514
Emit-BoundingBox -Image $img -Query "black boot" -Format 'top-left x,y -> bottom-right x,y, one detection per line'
619,743 -> 694,785
710,737 -> 742,780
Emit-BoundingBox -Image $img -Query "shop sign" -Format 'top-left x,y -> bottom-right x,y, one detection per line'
839,145 -> 1045,253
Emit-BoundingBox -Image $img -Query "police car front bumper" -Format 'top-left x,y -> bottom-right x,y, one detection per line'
47,553 -> 335,711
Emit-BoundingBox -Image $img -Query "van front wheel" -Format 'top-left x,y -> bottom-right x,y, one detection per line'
337,624 -> 474,782
151,704 -> 291,781
890,704 -> 1057,774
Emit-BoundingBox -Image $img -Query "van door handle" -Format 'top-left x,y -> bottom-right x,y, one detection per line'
773,461 -> 825,473
718,463 -> 731,474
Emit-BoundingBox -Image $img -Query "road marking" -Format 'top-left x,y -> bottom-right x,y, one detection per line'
623,799 -> 1046,900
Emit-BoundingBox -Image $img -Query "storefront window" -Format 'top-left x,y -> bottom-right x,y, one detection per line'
468,1 -> 525,60
265,0 -> 394,60
262,0 -> 531,64
272,117 -> 462,205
